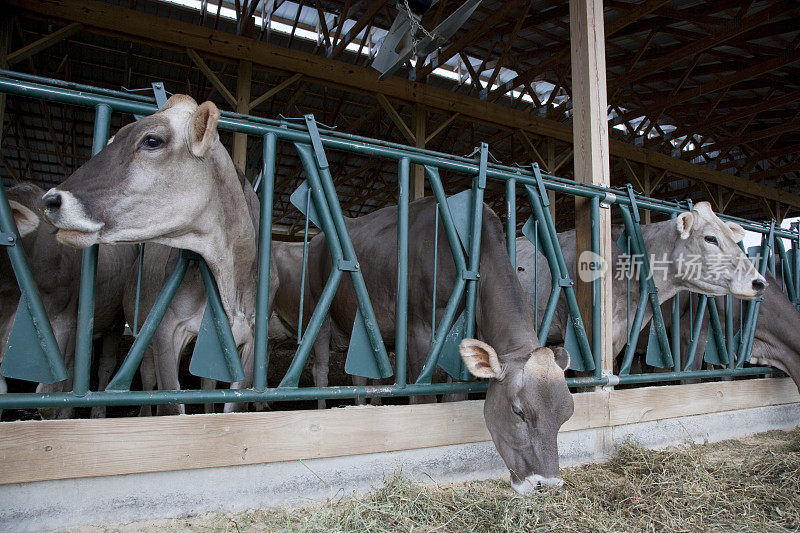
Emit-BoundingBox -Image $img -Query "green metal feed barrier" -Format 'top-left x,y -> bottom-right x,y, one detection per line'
0,70 -> 793,411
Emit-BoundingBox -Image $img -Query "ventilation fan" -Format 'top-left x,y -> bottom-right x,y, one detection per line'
371,0 -> 482,80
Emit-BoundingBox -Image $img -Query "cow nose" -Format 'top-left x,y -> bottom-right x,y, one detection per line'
752,278 -> 766,293
41,191 -> 62,211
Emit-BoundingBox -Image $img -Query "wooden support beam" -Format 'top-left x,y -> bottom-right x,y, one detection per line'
374,93 -> 415,145
0,16 -> 10,151
248,73 -> 302,111
233,59 -> 252,171
185,47 -> 237,108
13,0 -> 800,208
0,378 -> 795,485
425,113 -> 459,144
6,22 -> 82,66
570,0 -> 613,376
412,103 -> 426,199
329,0 -> 386,59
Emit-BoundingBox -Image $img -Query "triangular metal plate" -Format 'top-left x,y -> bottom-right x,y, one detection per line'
703,331 -> 727,366
446,189 -> 473,255
290,180 -> 321,228
189,303 -> 239,382
644,321 -> 670,368
345,308 -> 382,379
1,296 -> 64,384
521,216 -> 540,249
437,311 -> 468,379
564,320 -> 585,371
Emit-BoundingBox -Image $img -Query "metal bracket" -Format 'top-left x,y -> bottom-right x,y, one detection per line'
461,270 -> 480,280
151,81 -> 168,108
476,142 -> 488,189
602,370 -> 620,391
557,277 -> 573,287
625,183 -> 640,223
304,114 -> 330,170
532,163 -> 549,207
600,192 -> 617,208
0,232 -> 16,246
338,259 -> 359,271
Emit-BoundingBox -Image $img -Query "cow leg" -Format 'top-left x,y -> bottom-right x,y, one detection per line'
224,341 -> 256,413
407,325 -> 436,404
38,324 -> 76,420
151,330 -> 186,416
91,329 -> 122,419
138,350 -> 156,416
312,319 -> 332,409
201,378 -> 217,413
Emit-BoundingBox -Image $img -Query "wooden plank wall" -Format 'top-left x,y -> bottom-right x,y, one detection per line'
0,378 -> 798,485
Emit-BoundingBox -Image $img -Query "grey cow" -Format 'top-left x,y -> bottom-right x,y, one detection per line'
1,183 -> 138,418
638,271 -> 800,388
306,197 -> 574,492
40,95 -> 277,415
515,202 -> 766,358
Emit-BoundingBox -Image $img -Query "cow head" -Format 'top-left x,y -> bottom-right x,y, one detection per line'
40,95 -> 231,250
666,202 -> 765,299
460,339 -> 574,494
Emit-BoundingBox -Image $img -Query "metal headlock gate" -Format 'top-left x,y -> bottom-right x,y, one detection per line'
0,70 -> 795,412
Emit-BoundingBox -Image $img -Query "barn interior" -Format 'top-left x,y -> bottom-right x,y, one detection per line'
1,0 -> 798,232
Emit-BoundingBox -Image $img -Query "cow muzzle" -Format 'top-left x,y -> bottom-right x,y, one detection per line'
511,473 -> 564,494
40,189 -> 105,248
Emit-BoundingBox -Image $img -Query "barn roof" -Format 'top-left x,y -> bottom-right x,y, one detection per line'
2,0 -> 798,228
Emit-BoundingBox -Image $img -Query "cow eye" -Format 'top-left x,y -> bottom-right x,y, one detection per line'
140,135 -> 164,150
704,235 -> 719,246
512,406 -> 525,420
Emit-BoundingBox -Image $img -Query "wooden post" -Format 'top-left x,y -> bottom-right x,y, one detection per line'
642,164 -> 652,224
412,103 -> 426,199
546,138 -> 557,221
233,59 -> 252,172
570,0 -> 614,375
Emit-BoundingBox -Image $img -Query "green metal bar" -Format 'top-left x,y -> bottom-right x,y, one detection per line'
590,196 -> 602,378
305,116 -> 393,379
706,297 -> 729,366
395,157 -> 410,388
671,294 -> 681,372
0,366 -> 780,410
0,187 -> 68,383
431,206 -> 438,342
506,178 -> 516,268
297,186 -> 311,343
106,252 -> 190,391
524,189 -> 560,343
415,166 -> 469,384
682,295 -> 708,371
525,182 -> 594,371
725,295 -> 734,367
775,238 -> 797,303
253,133 -> 276,392
279,143 -> 347,387
73,103 -> 111,396
197,260 -> 245,382
463,144 -> 487,340
737,223 -> 773,367
132,244 -> 144,336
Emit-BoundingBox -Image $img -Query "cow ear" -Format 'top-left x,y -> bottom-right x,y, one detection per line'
676,211 -> 694,240
459,339 -> 504,379
189,101 -> 220,157
10,200 -> 39,237
726,221 -> 746,243
550,346 -> 571,372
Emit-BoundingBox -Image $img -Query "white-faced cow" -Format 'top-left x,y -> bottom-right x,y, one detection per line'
306,198 -> 574,492
515,202 -> 766,357
40,95 -> 276,415
2,183 -> 138,418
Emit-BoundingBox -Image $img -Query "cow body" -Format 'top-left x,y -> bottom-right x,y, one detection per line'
516,203 -> 765,356
1,183 -> 137,418
307,197 -> 574,491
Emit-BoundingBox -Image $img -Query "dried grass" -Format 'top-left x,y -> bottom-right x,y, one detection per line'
86,428 -> 800,533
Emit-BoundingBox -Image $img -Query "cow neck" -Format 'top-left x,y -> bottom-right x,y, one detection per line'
476,226 -> 540,360
196,148 -> 257,328
749,278 -> 800,384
